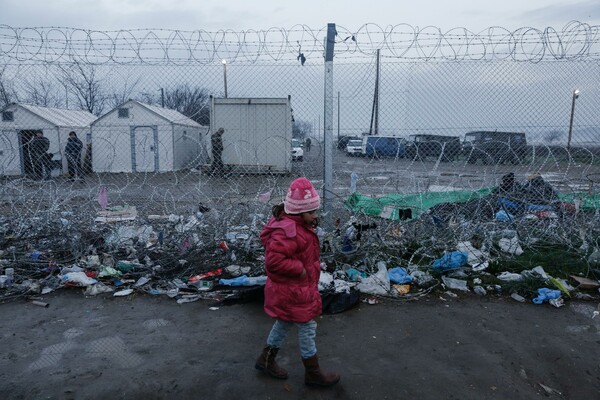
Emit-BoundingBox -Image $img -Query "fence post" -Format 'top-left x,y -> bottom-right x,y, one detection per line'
323,23 -> 336,228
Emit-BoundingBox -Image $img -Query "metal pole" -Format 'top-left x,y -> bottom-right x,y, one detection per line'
160,88 -> 165,107
567,89 -> 579,149
337,91 -> 340,140
222,60 -> 228,98
323,23 -> 336,228
374,49 -> 380,135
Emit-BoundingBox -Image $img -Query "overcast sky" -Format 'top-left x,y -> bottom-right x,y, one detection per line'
2,0 -> 600,32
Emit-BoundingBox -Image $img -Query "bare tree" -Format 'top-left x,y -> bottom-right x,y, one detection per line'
141,84 -> 211,125
293,120 -> 313,139
544,130 -> 564,144
0,65 -> 18,109
21,74 -> 63,108
106,72 -> 141,110
60,63 -> 106,116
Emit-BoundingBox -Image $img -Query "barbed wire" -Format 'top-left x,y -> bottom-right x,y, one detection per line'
1,21 -> 599,65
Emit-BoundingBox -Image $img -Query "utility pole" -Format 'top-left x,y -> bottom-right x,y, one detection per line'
222,60 -> 228,98
160,88 -> 165,107
369,49 -> 380,135
567,89 -> 580,149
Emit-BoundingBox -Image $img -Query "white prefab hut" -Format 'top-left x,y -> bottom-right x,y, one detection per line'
210,97 -> 294,174
91,100 -> 207,173
0,104 -> 96,176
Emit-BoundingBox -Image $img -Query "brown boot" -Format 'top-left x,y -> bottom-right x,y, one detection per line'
302,354 -> 340,387
255,346 -> 288,379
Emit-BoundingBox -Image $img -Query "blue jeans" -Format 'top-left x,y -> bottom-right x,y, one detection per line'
266,319 -> 317,359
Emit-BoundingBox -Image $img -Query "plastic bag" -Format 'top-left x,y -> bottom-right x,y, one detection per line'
84,282 -> 114,296
356,261 -> 390,295
532,288 -> 561,304
498,237 -> 524,256
61,272 -> 97,286
387,267 -> 413,284
433,251 -> 468,271
218,275 -> 267,286
321,291 -> 360,314
497,271 -> 523,281
442,276 -> 469,292
318,271 -> 334,291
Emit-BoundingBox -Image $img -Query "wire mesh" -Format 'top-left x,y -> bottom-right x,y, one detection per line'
1,22 -> 600,300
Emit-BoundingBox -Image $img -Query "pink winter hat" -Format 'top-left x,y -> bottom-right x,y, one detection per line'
284,178 -> 321,214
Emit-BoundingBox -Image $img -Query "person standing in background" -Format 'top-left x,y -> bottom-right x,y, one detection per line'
30,131 -> 51,180
65,131 -> 84,181
211,127 -> 225,176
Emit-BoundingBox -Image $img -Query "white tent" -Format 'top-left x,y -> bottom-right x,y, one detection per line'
91,100 -> 208,173
0,104 -> 96,176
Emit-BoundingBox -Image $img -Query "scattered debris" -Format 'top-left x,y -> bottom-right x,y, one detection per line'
510,293 -> 526,303
1,172 -> 599,310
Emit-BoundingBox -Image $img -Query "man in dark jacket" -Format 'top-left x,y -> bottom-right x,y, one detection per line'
65,131 -> 84,181
211,127 -> 225,176
30,132 -> 51,180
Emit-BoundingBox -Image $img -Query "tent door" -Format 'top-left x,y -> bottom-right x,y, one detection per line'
18,130 -> 42,176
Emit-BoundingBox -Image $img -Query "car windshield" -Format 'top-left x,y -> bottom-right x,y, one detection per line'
348,140 -> 362,146
292,139 -> 301,147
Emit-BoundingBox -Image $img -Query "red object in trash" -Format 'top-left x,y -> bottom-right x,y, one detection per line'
188,268 -> 223,283
219,241 -> 229,252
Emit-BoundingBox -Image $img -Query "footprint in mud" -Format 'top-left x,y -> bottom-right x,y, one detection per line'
28,342 -> 76,370
86,336 -> 143,368
142,319 -> 171,330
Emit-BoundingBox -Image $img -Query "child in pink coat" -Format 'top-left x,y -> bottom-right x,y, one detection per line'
255,177 -> 340,387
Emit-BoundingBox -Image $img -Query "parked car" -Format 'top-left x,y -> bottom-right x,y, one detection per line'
292,138 -> 304,161
346,139 -> 364,156
363,136 -> 406,158
463,131 -> 528,164
337,135 -> 360,150
405,134 -> 461,161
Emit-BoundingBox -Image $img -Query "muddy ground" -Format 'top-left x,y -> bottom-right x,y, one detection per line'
0,290 -> 598,400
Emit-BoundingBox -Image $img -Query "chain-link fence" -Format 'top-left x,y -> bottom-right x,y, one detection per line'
1,22 -> 600,298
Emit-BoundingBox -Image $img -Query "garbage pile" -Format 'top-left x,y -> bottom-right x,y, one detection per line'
0,172 -> 599,311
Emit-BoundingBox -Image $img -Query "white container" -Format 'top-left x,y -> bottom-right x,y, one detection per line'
210,97 -> 293,174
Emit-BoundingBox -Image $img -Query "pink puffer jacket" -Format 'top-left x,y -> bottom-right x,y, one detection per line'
260,214 -> 322,323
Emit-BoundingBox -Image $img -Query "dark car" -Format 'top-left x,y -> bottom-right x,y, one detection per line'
463,131 -> 528,164
405,134 -> 461,161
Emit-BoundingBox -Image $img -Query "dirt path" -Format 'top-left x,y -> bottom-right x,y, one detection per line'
0,291 -> 598,399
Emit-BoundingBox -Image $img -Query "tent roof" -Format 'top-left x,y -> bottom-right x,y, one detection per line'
14,104 -> 97,127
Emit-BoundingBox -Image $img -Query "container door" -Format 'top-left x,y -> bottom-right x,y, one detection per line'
131,126 -> 158,172
0,130 -> 20,175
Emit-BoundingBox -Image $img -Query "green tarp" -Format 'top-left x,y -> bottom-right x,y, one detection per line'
345,188 -> 600,221
557,192 -> 600,210
345,188 -> 495,221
